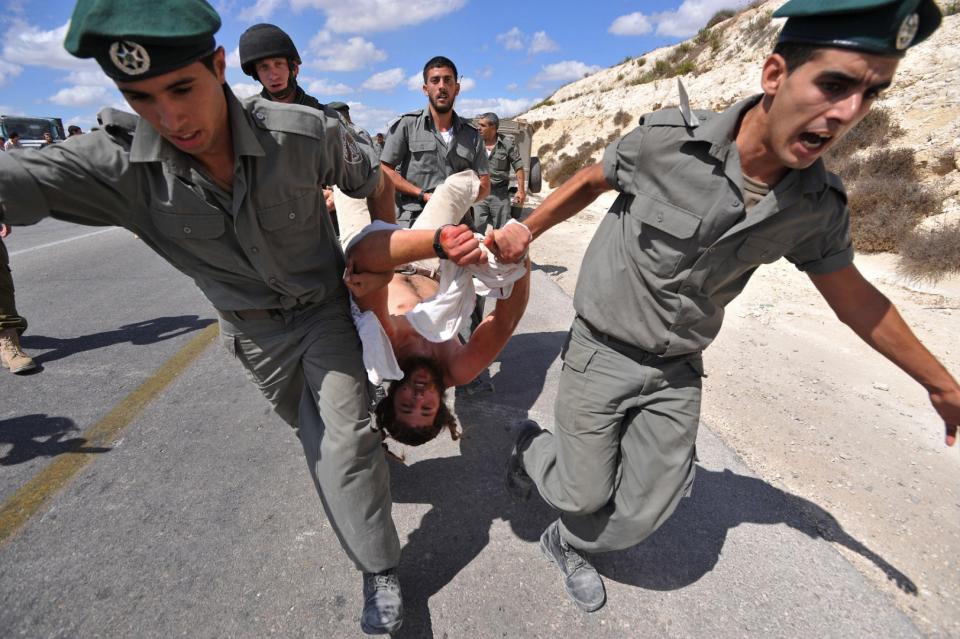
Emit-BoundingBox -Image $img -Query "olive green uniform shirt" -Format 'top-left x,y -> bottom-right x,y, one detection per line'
486,134 -> 523,193
380,108 -> 489,219
575,95 -> 853,358
0,86 -> 380,311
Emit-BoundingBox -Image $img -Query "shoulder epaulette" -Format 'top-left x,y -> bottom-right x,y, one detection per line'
638,108 -> 712,128
248,98 -> 331,140
96,107 -> 138,145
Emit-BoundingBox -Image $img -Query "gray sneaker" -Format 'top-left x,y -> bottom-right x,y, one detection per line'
539,520 -> 606,612
360,568 -> 403,634
505,420 -> 542,501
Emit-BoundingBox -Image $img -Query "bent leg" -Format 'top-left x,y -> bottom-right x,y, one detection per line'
297,301 -> 401,572
560,354 -> 702,553
522,320 -> 645,516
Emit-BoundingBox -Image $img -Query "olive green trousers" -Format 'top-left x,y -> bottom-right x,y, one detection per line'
0,238 -> 27,334
521,316 -> 703,552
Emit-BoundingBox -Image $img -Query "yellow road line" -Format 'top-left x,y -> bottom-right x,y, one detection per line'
0,322 -> 220,545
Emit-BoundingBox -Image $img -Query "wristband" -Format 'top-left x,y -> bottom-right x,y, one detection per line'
504,218 -> 533,242
418,189 -> 426,204
433,224 -> 454,259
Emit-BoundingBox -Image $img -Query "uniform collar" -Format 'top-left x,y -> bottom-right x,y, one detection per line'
420,107 -> 461,134
693,93 -> 829,196
130,84 -> 265,169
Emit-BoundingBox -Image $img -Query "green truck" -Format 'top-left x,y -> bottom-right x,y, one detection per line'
1,115 -> 66,148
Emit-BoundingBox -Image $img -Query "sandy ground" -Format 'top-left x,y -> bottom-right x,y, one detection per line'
520,190 -> 960,638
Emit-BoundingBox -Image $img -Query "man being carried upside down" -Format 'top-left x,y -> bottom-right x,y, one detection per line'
336,170 -> 531,447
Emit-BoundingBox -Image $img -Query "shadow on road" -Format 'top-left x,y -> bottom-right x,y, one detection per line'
385,329 -> 915,635
20,315 -> 215,364
0,414 -> 111,466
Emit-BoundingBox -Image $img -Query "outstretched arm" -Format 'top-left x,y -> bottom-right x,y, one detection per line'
446,259 -> 531,387
348,224 -> 483,273
486,162 -> 611,262
809,264 -> 960,446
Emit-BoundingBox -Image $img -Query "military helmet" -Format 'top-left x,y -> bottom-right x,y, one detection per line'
239,23 -> 301,77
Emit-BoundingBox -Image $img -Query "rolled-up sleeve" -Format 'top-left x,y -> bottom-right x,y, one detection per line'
602,127 -> 646,194
787,200 -> 855,275
0,137 -> 135,227
379,119 -> 408,167
508,143 -> 523,172
323,119 -> 379,200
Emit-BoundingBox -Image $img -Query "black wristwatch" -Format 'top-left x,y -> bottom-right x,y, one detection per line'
418,189 -> 427,204
433,225 -> 453,259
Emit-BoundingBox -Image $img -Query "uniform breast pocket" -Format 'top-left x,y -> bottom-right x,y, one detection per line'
257,192 -> 317,233
631,196 -> 703,278
735,235 -> 791,265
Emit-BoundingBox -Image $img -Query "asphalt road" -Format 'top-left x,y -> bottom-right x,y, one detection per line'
0,219 -> 923,638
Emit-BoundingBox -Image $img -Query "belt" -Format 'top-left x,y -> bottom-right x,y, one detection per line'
576,315 -> 675,363
395,264 -> 439,281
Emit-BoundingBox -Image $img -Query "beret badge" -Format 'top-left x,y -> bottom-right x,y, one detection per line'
109,40 -> 151,76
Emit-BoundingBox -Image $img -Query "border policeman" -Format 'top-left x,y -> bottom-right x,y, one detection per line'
380,55 -> 490,228
492,0 -> 958,613
473,112 -> 525,233
0,0 -> 425,633
239,23 -> 323,110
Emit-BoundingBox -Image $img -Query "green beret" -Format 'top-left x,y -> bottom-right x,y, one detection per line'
327,101 -> 350,112
64,0 -> 221,81
774,0 -> 942,57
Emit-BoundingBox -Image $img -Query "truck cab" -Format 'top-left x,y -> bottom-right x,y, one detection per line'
1,116 -> 66,148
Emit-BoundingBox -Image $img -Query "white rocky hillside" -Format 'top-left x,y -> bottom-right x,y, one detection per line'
518,0 -> 960,225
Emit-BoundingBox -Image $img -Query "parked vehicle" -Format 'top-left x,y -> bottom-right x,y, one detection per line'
1,116 -> 65,148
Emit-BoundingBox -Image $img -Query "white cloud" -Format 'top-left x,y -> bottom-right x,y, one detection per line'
608,12 -> 653,36
0,59 -> 23,87
49,85 -> 111,107
505,82 -> 519,91
305,78 -> 354,95
226,46 -> 242,70
296,0 -> 467,33
531,60 -> 601,86
63,70 -> 116,88
529,31 -> 559,54
458,77 -> 475,92
345,101 -> 399,135
240,0 -> 467,33
496,27 -> 559,55
360,67 -> 404,91
407,72 -> 423,91
454,97 -> 536,119
2,21 -> 94,71
496,27 -> 525,51
238,0 -> 284,20
478,66 -> 493,79
231,82 -> 262,98
610,0 -> 749,38
308,31 -> 386,71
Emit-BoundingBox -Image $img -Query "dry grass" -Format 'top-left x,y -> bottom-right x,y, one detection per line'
898,222 -> 960,282
544,131 -> 620,188
827,107 -> 905,159
612,110 -> 632,128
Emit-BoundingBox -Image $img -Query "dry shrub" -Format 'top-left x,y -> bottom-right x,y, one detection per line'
827,107 -> 905,159
554,131 -> 571,150
537,142 -> 553,156
542,118 -> 555,129
846,175 -> 940,252
529,120 -> 543,134
840,148 -> 942,253
612,110 -> 632,128
898,222 -> 960,282
707,9 -> 736,28
545,154 -> 580,187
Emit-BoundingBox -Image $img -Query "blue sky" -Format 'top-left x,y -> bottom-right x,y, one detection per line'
0,0 -> 750,134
